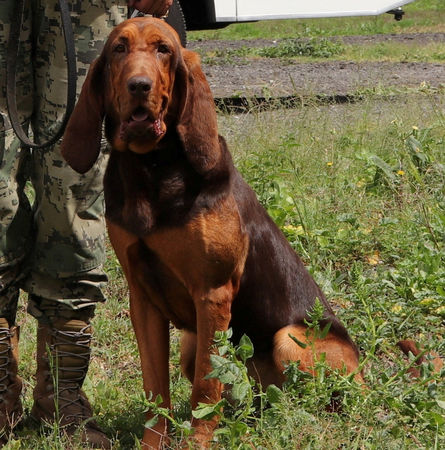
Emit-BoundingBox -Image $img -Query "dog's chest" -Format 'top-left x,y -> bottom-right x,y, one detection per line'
104,149 -> 200,235
137,194 -> 248,330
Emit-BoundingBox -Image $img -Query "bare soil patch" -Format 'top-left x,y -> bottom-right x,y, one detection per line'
188,33 -> 445,98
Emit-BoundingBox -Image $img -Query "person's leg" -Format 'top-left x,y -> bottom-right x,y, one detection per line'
22,1 -> 128,447
24,0 -> 125,308
0,0 -> 35,438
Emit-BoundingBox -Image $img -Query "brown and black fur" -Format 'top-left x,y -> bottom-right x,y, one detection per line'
62,17 -> 363,448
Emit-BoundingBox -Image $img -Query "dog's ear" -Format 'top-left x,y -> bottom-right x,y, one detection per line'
174,49 -> 220,174
61,56 -> 106,174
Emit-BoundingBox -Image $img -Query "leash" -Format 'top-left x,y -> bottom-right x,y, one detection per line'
6,0 -> 77,149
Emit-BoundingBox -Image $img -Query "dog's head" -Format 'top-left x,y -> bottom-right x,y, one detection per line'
62,17 -> 220,174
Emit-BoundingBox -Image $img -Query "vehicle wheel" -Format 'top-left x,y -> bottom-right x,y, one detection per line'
165,0 -> 187,47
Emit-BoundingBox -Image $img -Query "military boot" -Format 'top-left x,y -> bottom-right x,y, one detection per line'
0,318 -> 22,443
31,319 -> 111,449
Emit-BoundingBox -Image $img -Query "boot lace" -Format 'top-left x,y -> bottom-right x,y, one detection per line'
0,327 -> 13,398
50,325 -> 92,423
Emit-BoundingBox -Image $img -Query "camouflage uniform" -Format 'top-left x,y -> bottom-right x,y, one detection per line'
0,0 -> 128,325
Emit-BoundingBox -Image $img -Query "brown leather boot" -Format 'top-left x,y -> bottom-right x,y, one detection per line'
31,319 -> 111,449
0,318 -> 22,443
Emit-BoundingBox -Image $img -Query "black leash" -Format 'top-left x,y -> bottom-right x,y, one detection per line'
6,0 -> 77,149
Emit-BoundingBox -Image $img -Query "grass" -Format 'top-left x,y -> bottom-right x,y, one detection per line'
188,0 -> 445,41
9,92 -> 444,449
197,38 -> 445,64
343,40 -> 445,62
190,0 -> 445,65
5,3 -> 445,448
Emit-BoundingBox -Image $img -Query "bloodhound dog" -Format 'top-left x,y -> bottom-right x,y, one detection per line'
62,17 -> 364,448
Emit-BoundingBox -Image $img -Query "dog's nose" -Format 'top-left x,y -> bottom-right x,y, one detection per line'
127,76 -> 152,97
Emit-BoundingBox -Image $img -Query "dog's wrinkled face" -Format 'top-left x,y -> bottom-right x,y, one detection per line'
62,17 -> 220,175
104,19 -> 181,154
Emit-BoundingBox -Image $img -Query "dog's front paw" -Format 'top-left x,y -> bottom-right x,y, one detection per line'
142,419 -> 169,449
182,420 -> 216,449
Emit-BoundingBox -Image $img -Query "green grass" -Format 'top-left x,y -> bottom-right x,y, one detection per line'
198,38 -> 445,64
10,92 -> 444,449
343,40 -> 445,62
188,0 -> 445,41
6,5 -> 445,446
190,0 -> 445,64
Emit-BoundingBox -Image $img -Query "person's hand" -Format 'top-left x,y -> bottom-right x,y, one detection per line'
127,0 -> 173,17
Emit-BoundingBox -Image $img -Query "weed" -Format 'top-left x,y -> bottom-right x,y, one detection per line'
257,37 -> 344,59
9,72 -> 445,450
199,37 -> 344,64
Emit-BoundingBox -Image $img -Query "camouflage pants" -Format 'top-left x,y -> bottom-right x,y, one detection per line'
0,0 -> 127,325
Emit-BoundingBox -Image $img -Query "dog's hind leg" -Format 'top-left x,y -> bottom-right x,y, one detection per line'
272,324 -> 364,384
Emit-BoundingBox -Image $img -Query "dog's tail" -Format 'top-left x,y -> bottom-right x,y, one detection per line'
397,340 -> 443,378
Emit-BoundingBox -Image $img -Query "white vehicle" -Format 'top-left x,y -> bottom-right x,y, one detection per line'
163,0 -> 416,45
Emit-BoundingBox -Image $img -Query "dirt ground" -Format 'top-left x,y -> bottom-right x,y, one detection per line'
188,33 -> 445,98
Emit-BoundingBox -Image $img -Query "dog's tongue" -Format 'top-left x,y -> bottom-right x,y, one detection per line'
131,110 -> 150,122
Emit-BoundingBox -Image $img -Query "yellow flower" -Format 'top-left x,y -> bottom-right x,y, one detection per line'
327,161 -> 333,167
283,225 -> 304,235
412,125 -> 419,131
366,251 -> 380,265
397,170 -> 405,176
419,298 -> 435,306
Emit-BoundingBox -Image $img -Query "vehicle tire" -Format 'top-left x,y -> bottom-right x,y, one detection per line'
165,0 -> 187,47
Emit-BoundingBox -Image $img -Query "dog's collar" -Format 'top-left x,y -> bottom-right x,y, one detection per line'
130,9 -> 170,20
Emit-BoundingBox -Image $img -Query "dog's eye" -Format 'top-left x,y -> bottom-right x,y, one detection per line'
157,43 -> 171,54
114,43 -> 126,53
